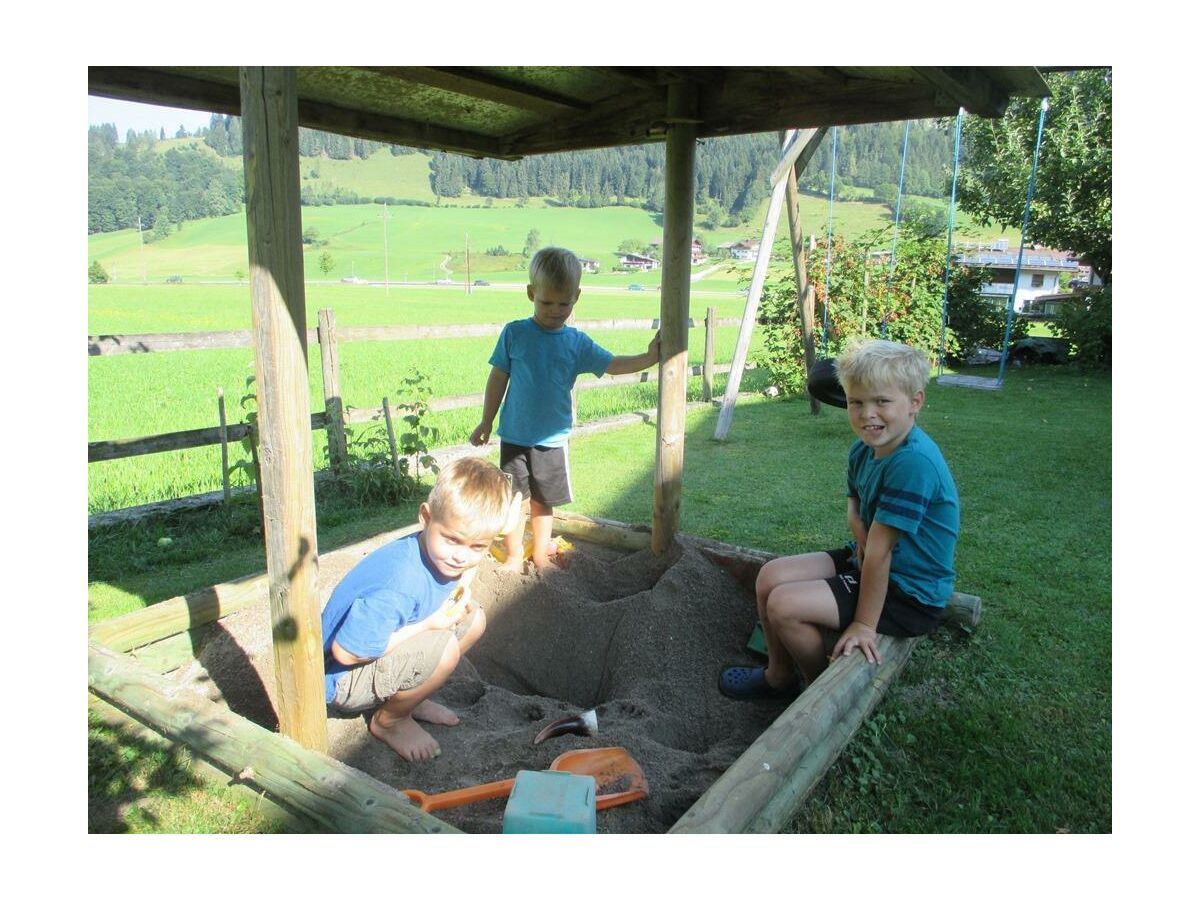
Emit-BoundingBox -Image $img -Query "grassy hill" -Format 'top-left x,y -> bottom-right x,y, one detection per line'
90,136 -> 1016,287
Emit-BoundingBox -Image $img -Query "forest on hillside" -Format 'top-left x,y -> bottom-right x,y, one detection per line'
88,113 -> 960,235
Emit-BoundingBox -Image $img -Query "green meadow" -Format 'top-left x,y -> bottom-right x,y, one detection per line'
87,163 -> 1012,515
88,280 -> 765,513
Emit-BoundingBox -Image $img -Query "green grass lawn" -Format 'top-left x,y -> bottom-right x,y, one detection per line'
88,366 -> 1111,833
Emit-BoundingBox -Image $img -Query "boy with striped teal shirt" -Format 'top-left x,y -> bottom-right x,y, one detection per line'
720,339 -> 959,700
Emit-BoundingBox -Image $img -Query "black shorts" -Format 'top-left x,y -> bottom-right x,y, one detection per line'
825,547 -> 945,638
499,442 -> 573,507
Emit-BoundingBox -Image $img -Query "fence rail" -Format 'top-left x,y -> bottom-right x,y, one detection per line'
87,317 -> 740,357
88,311 -> 746,465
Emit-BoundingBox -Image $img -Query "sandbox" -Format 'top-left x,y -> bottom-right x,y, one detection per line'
88,513 -> 979,834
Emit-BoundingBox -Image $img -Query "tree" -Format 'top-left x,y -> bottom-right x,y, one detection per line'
523,228 -> 541,257
318,251 -> 336,276
88,260 -> 110,284
958,68 -> 1111,283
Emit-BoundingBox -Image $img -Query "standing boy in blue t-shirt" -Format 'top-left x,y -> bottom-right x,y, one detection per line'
470,246 -> 660,571
322,457 -> 517,761
720,339 -> 959,700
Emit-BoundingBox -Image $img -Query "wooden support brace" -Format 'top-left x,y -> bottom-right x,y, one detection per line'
88,641 -> 457,833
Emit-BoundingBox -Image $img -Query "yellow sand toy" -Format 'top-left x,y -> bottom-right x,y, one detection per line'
489,532 -> 574,565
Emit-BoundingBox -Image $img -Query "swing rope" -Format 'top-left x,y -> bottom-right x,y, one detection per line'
880,120 -> 912,338
996,97 -> 1050,386
937,109 -> 965,376
822,126 -> 838,350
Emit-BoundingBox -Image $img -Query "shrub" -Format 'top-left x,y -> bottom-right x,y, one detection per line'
945,284 -> 1031,363
1050,287 -> 1111,370
89,259 -> 110,284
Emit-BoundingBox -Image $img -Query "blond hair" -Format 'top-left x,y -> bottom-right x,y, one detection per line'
836,339 -> 931,398
528,247 -> 582,293
426,457 -> 514,538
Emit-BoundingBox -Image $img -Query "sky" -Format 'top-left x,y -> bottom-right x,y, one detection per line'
89,96 -> 216,139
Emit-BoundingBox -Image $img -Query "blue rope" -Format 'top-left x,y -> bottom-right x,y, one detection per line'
938,110 -> 964,376
822,126 -> 838,348
996,98 -> 1050,386
881,120 -> 912,338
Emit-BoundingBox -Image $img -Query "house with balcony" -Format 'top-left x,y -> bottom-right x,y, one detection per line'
954,241 -> 1080,312
649,237 -> 707,264
578,257 -> 599,274
619,252 -> 659,271
724,239 -> 760,260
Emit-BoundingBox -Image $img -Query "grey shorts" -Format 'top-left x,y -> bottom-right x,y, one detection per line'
327,606 -> 479,717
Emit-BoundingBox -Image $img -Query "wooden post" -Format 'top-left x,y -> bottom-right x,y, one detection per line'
715,129 -> 824,441
652,82 -> 698,555
382,396 -> 402,477
88,642 -> 456,833
784,162 -> 822,417
702,306 -> 716,403
318,308 -> 348,472
217,388 -> 232,501
240,66 -> 327,753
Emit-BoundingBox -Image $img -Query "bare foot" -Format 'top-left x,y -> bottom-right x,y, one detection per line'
412,699 -> 460,726
369,711 -> 441,762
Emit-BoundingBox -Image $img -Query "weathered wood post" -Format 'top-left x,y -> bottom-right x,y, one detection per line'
652,82 -> 698,554
382,396 -> 403,477
715,129 -> 823,441
240,66 -> 327,752
784,158 -> 821,416
217,387 -> 232,501
703,306 -> 716,403
318,308 -> 348,472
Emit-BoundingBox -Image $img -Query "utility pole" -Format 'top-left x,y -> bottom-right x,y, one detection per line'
465,232 -> 471,295
383,202 -> 390,300
137,215 -> 146,284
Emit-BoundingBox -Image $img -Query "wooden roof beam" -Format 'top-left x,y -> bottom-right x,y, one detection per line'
89,66 -> 240,119
913,67 -> 1011,117
584,66 -> 666,89
362,66 -> 592,114
89,66 -> 505,158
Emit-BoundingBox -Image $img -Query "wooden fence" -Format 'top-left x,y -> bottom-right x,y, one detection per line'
88,310 -> 744,471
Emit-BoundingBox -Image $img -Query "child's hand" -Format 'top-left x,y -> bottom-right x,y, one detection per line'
430,588 -> 472,631
470,423 -> 491,446
832,621 -> 880,665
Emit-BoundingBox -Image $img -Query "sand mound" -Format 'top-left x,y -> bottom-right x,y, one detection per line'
169,537 -> 785,833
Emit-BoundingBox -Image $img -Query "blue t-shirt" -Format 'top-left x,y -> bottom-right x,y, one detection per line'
489,318 -> 614,447
845,425 -> 959,608
320,532 -> 459,701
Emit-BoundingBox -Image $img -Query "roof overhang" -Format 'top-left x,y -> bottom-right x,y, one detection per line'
89,66 -> 1050,160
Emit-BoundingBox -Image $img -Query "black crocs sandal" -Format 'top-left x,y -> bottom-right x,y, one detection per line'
718,665 -> 801,701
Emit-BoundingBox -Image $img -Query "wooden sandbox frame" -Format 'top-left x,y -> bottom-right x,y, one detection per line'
89,510 -> 981,834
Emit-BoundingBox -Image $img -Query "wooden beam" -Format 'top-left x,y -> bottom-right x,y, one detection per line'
240,66 -> 327,753
89,66 -> 241,119
583,66 -> 665,89
88,641 -> 457,833
714,131 -> 794,441
364,66 -> 591,114
89,694 -> 310,830
652,83 -> 698,554
89,66 -> 506,160
317,308 -> 348,472
783,146 -> 822,417
913,67 -> 1008,117
769,127 -> 823,186
670,591 -> 982,833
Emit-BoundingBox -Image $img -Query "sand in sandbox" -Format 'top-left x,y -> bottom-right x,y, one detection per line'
169,536 -> 787,834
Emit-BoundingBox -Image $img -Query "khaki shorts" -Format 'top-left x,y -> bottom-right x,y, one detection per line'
328,606 -> 479,716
